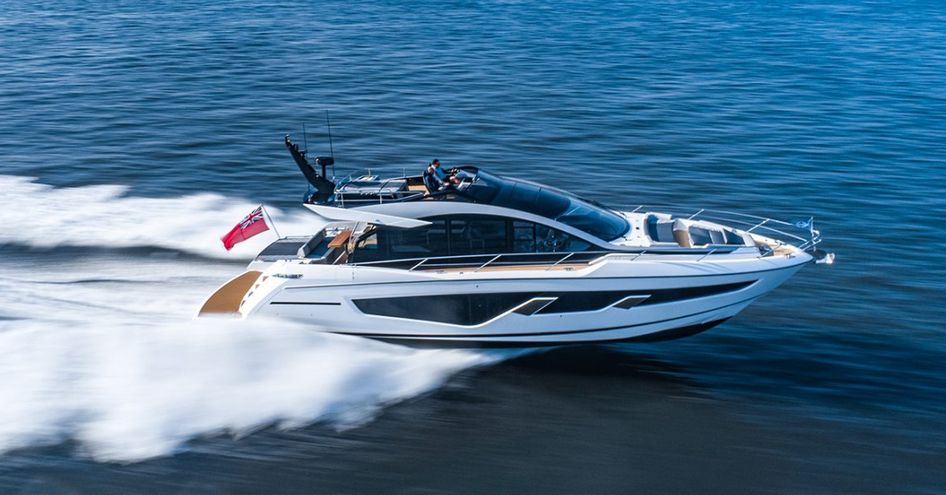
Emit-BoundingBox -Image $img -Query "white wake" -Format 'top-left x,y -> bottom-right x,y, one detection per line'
0,176 -> 518,462
0,175 -> 317,259
0,318 -> 493,462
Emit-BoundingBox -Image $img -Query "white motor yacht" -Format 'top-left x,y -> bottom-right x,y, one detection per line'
198,137 -> 833,346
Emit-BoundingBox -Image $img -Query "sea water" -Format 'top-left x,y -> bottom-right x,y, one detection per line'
1,0 -> 944,492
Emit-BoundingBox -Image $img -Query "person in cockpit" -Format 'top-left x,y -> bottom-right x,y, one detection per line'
424,159 -> 459,192
424,159 -> 445,191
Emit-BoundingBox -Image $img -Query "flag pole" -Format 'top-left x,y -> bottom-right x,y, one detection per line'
261,205 -> 282,239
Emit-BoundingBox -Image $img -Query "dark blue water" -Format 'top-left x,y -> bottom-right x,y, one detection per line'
2,0 -> 945,493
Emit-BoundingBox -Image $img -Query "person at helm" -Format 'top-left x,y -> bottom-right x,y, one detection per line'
423,158 -> 459,192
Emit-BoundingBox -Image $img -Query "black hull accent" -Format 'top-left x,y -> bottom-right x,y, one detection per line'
351,282 -> 753,327
355,318 -> 731,349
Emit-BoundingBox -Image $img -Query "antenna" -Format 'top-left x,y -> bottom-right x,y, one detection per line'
302,122 -> 308,154
325,111 -> 336,178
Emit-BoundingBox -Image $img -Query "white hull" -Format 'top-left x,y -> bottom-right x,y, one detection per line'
212,250 -> 811,346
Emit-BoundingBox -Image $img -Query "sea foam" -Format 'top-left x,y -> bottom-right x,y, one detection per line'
0,176 -> 516,462
0,318 -> 493,462
0,175 -> 317,259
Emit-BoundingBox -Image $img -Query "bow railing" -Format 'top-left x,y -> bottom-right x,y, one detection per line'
624,206 -> 824,253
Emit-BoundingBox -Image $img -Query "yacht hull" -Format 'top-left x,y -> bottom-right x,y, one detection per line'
224,255 -> 809,346
205,159 -> 831,346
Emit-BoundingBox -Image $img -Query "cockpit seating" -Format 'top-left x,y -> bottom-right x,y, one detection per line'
672,220 -> 693,247
647,215 -> 692,247
422,169 -> 441,194
646,214 -> 752,248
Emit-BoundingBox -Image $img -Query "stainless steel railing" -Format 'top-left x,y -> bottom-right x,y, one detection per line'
353,245 -> 745,271
624,205 -> 824,253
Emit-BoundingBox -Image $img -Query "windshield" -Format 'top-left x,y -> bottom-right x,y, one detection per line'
464,170 -> 629,241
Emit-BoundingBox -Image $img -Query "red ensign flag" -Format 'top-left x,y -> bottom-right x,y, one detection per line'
221,206 -> 270,251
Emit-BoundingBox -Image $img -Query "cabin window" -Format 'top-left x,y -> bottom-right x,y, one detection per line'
449,217 -> 508,255
349,230 -> 383,263
535,224 -> 591,252
512,221 -> 537,252
512,220 -> 592,253
440,214 -> 592,255
382,219 -> 450,259
351,215 -> 594,263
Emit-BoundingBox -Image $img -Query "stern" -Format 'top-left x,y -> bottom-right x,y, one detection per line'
197,271 -> 263,317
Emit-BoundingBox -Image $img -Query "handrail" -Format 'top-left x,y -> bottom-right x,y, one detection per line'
475,255 -> 503,272
745,219 -> 769,233
545,252 -> 575,271
697,248 -> 717,262
358,252 -> 570,266
408,258 -> 429,271
624,205 -> 823,254
683,212 -> 810,244
352,245 -> 742,271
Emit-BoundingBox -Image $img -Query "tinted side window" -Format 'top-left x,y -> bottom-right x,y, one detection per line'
512,220 -> 593,253
350,230 -> 385,262
535,224 -> 592,252
448,216 -> 509,255
353,293 -> 539,325
355,216 -> 594,262
382,220 -> 449,258
512,221 -> 536,253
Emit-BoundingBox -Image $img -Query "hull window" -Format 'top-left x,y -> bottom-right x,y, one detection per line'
640,282 -> 753,305
536,290 -> 630,314
353,293 -> 539,326
351,281 -> 754,325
